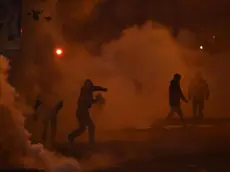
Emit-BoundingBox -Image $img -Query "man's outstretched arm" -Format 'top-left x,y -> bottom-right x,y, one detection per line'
92,86 -> 108,92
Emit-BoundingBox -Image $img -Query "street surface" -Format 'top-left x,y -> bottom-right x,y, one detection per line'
54,123 -> 230,172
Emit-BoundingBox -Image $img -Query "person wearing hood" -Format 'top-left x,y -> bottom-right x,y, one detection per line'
167,73 -> 188,127
188,72 -> 209,120
68,79 -> 108,146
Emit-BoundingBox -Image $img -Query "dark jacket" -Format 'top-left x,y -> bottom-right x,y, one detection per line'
188,78 -> 209,101
169,79 -> 186,107
77,84 -> 107,117
78,86 -> 107,107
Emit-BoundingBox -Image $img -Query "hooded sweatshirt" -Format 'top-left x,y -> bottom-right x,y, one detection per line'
169,79 -> 186,107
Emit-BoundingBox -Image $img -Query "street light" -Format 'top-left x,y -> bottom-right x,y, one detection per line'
55,48 -> 63,55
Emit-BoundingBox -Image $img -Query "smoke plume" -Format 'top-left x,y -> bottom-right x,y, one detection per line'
7,0 -> 230,145
0,55 -> 81,171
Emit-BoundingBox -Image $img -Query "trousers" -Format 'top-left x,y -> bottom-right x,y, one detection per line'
192,99 -> 204,119
167,106 -> 186,125
68,108 -> 95,145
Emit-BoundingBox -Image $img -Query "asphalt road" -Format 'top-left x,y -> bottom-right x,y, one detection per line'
54,125 -> 230,172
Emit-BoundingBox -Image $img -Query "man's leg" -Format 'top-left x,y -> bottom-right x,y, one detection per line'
86,117 -> 95,145
166,107 -> 175,120
68,119 -> 86,144
198,100 -> 205,120
50,115 -> 57,146
68,108 -> 88,144
192,99 -> 198,119
176,107 -> 186,127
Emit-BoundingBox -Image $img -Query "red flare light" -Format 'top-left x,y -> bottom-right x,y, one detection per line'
55,48 -> 63,55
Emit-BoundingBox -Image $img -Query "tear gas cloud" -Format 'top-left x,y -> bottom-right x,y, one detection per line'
8,0 -> 230,141
0,56 -> 81,171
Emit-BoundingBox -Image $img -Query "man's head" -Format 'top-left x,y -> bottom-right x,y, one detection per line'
84,79 -> 93,88
173,73 -> 181,81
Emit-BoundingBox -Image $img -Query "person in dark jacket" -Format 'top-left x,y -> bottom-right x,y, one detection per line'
166,73 -> 188,126
188,72 -> 209,120
68,79 -> 108,145
34,98 -> 63,146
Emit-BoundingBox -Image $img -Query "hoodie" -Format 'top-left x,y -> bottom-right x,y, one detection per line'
169,79 -> 186,107
188,78 -> 209,101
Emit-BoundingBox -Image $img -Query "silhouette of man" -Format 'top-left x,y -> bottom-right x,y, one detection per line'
68,79 -> 108,145
167,73 -> 188,127
34,98 -> 63,146
188,72 -> 209,120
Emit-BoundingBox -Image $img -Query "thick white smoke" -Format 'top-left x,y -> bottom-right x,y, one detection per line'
0,55 -> 81,171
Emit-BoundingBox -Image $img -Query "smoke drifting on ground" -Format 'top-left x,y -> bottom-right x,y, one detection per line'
0,56 -> 27,167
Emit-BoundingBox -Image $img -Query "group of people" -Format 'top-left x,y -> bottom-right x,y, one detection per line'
167,72 -> 210,127
33,79 -> 107,146
33,73 -> 209,146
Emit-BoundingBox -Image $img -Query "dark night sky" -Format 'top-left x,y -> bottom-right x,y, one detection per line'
1,0 -> 230,53
56,0 -> 230,53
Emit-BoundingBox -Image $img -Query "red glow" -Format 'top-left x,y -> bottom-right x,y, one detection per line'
55,48 -> 63,55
